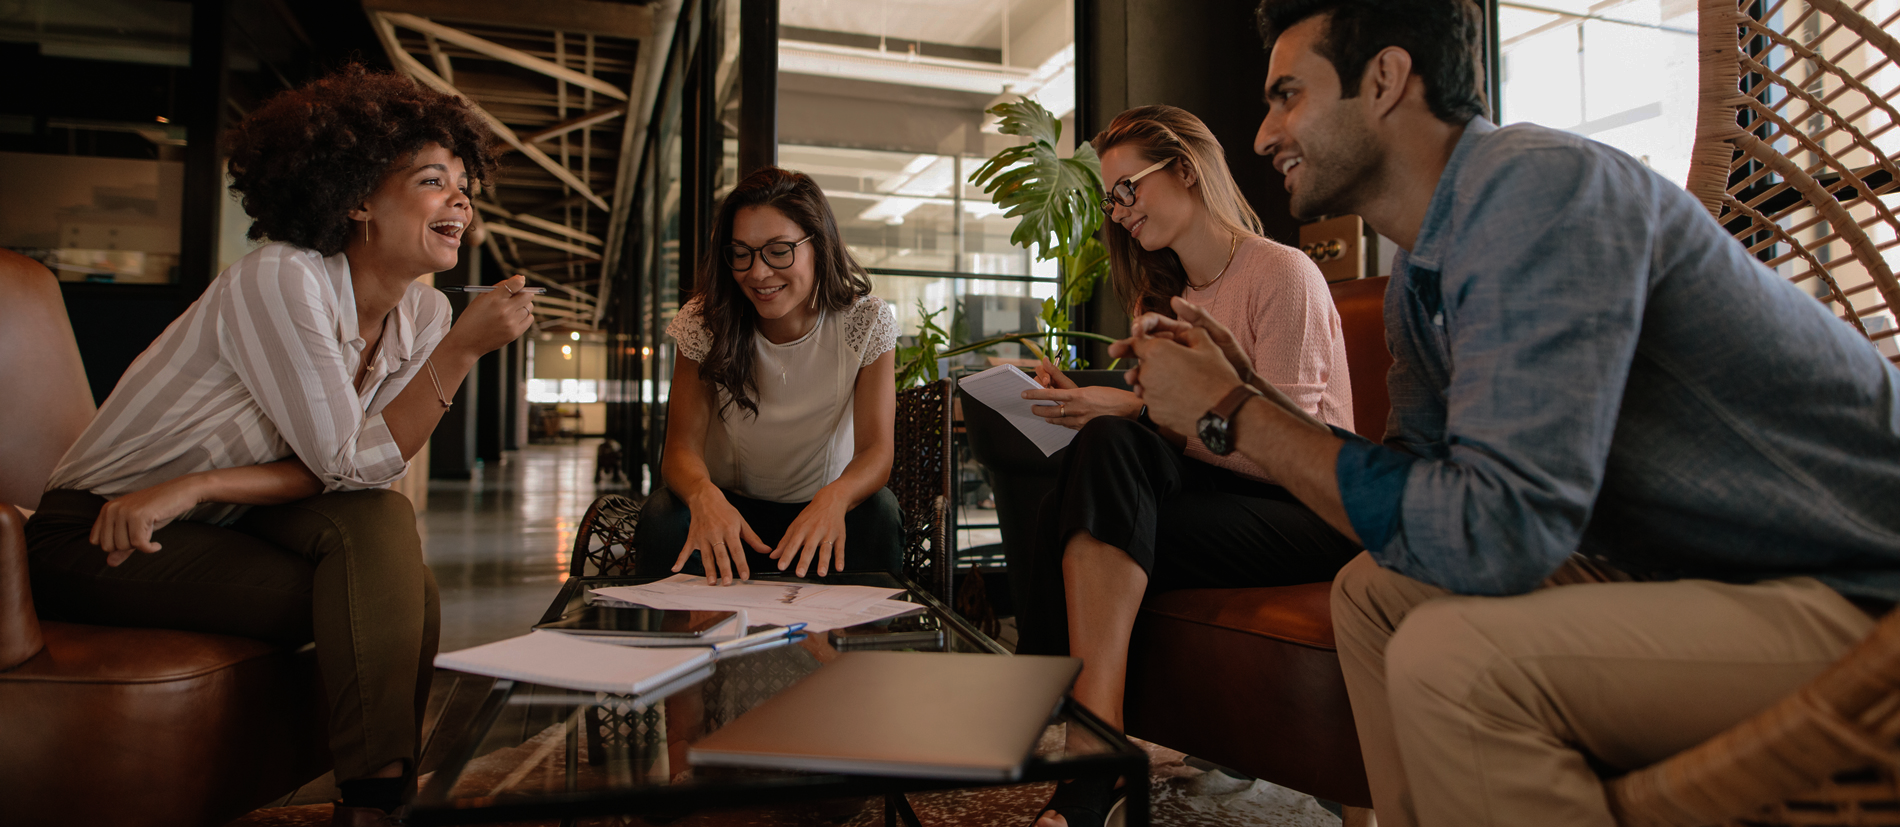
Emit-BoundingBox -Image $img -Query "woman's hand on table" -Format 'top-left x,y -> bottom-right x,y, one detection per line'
1022,359 -> 1143,430
773,489 -> 850,577
444,274 -> 536,356
90,477 -> 204,566
678,489 -> 770,585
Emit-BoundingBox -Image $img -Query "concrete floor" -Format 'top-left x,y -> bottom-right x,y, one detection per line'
421,439 -> 624,653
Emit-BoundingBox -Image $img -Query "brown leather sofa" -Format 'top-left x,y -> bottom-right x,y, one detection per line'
0,252 -> 330,827
1122,275 -> 1392,808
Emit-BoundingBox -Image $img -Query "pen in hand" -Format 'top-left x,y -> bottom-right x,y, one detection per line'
441,285 -> 549,294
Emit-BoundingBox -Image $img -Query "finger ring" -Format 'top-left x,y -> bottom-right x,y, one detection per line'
506,287 -> 518,296
1059,403 -> 1067,416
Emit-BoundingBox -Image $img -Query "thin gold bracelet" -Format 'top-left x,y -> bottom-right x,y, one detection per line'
424,358 -> 453,409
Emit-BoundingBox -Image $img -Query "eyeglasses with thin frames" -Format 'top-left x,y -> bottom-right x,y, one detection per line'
1099,158 -> 1174,215
723,236 -> 814,271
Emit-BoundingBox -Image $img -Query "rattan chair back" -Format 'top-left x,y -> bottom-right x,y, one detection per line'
1683,0 -> 1900,364
1606,2 -> 1900,823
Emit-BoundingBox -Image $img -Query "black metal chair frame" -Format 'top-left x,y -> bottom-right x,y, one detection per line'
564,379 -> 957,601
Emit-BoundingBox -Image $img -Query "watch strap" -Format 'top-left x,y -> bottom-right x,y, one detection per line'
1211,384 -> 1259,423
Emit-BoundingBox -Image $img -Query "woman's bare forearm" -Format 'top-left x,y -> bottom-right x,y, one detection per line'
383,337 -> 480,458
175,458 -> 323,506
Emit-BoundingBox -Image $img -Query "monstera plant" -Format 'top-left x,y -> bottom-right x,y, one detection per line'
895,97 -> 1116,387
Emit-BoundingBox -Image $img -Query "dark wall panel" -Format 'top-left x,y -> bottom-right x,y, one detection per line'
1079,0 -> 1294,362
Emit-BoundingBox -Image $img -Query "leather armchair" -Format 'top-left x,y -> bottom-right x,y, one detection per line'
0,252 -> 330,827
1121,276 -> 1392,808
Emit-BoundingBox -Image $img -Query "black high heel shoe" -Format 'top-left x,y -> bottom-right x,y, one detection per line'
1034,774 -> 1126,827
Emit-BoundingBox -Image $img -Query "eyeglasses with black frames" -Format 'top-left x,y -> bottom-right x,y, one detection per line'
723,236 -> 814,271
1099,158 -> 1175,215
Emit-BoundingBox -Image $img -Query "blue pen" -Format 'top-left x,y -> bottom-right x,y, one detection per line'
712,624 -> 808,655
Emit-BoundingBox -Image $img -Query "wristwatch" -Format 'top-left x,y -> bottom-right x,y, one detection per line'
1196,385 -> 1261,456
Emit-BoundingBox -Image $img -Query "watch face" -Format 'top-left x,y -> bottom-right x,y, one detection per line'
1197,412 -> 1231,455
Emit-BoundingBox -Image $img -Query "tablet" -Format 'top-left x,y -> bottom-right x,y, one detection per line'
534,605 -> 738,638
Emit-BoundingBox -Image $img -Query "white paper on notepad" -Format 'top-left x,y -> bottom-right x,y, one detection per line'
957,364 -> 1077,456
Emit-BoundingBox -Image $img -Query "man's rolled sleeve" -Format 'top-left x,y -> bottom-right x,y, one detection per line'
1332,426 -> 1416,554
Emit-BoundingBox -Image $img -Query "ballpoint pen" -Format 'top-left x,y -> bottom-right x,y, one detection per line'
440,285 -> 549,294
712,633 -> 806,660
712,623 -> 809,656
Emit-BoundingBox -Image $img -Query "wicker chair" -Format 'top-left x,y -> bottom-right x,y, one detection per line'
566,379 -> 956,601
1604,1 -> 1900,824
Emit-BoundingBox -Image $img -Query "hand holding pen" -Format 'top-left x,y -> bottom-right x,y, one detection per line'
442,285 -> 548,294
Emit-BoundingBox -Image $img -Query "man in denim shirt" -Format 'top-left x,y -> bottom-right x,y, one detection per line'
1118,1 -> 1900,825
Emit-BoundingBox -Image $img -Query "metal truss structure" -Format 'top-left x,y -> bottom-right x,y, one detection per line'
364,0 -> 675,330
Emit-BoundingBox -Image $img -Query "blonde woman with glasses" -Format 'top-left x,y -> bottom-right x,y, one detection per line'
1020,105 -> 1357,827
632,167 -> 902,585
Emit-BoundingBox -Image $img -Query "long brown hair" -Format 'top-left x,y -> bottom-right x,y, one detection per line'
1091,105 -> 1264,317
692,166 -> 873,418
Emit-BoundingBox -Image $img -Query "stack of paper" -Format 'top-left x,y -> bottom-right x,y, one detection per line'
590,575 -> 923,633
435,630 -> 713,694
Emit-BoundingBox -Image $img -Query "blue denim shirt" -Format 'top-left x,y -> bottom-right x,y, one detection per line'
1335,117 -> 1900,600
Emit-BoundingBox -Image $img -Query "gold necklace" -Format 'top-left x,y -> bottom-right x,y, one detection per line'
1188,233 -> 1241,292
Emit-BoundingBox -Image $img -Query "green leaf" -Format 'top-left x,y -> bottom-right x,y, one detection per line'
969,98 -> 1105,262
1059,235 -> 1111,307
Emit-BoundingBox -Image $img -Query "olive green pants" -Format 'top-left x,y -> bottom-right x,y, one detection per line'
25,488 -> 440,783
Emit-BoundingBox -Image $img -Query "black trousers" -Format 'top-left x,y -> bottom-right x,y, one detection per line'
1017,416 -> 1362,655
631,486 -> 905,577
25,488 -> 439,782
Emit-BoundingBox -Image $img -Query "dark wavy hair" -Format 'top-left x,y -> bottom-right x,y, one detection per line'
1255,0 -> 1488,125
224,64 -> 498,256
694,167 -> 873,419
1092,105 -> 1264,318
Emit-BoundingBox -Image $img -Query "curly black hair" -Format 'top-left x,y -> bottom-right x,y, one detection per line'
225,64 -> 498,256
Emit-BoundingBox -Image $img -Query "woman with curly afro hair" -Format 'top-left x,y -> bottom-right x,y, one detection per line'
24,65 -> 533,826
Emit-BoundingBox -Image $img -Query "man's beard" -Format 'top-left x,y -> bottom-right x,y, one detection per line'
1288,109 -> 1380,221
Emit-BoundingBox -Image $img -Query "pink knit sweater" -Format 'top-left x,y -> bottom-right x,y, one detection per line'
1177,236 -> 1354,483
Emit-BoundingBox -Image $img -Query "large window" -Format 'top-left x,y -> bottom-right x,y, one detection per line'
0,0 -> 191,284
777,0 -> 1075,356
1497,0 -> 1700,185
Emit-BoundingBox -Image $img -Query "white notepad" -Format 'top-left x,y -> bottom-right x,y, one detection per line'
957,364 -> 1078,456
434,630 -> 713,694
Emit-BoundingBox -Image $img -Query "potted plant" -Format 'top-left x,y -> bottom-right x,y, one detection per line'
893,97 -> 1129,637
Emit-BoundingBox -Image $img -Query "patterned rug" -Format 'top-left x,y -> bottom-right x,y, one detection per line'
226,727 -> 1339,827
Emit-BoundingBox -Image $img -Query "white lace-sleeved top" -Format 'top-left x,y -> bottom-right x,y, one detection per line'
667,295 -> 897,503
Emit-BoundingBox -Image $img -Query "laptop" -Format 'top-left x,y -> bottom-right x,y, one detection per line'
688,650 -> 1081,781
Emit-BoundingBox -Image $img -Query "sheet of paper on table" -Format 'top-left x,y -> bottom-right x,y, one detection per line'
589,575 -> 921,633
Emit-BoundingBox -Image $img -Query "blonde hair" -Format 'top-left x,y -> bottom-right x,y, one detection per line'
1091,105 -> 1263,317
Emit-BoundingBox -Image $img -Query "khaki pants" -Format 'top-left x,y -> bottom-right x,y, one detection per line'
26,488 -> 440,783
1330,551 -> 1876,827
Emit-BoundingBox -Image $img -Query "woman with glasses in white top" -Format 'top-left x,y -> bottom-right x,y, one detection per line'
633,167 -> 901,584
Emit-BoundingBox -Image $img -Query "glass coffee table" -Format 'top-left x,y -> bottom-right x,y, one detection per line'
409,572 -> 1150,826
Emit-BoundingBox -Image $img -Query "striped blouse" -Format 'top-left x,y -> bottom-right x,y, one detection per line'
48,242 -> 451,524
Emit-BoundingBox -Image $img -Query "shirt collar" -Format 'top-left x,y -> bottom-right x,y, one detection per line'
1405,115 -> 1497,272
322,250 -> 360,346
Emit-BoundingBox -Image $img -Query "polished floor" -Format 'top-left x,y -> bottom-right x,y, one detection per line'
421,439 -> 627,653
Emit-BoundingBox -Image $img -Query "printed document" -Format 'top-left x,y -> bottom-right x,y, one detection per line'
590,575 -> 920,633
